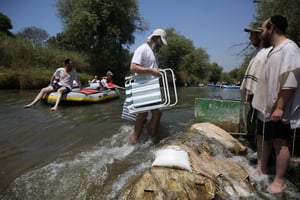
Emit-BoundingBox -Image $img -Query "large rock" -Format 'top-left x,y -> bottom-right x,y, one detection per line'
121,167 -> 216,200
120,122 -> 254,199
190,122 -> 247,154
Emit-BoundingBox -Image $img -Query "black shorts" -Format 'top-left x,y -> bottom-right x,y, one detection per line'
51,83 -> 71,93
256,119 -> 292,141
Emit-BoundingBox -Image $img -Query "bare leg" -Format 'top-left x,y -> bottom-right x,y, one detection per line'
256,134 -> 272,174
256,134 -> 263,173
149,109 -> 162,136
260,139 -> 272,174
130,112 -> 147,144
51,87 -> 67,111
24,86 -> 53,108
267,139 -> 290,194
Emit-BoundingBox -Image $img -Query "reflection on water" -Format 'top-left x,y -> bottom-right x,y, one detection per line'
0,88 -> 299,199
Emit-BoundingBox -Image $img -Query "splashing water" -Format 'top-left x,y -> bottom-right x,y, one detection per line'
6,125 -> 138,200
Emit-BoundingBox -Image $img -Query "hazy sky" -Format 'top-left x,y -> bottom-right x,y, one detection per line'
0,0 -> 258,71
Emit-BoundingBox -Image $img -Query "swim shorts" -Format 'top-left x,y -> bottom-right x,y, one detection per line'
256,119 -> 292,141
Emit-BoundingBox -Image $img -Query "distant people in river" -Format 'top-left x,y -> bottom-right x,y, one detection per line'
88,75 -> 100,83
100,71 -> 114,90
24,58 -> 81,111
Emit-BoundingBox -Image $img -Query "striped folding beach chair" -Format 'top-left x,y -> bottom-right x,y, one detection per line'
124,68 -> 177,114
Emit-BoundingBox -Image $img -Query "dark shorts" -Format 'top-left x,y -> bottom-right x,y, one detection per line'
51,83 -> 71,93
256,119 -> 292,141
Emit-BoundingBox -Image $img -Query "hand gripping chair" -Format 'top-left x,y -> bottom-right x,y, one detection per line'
125,68 -> 178,114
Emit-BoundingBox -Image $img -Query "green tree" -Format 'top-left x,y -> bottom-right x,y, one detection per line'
51,0 -> 145,77
158,28 -> 210,85
17,26 -> 49,45
254,0 -> 300,45
233,0 -> 300,84
207,62 -> 223,84
0,12 -> 13,36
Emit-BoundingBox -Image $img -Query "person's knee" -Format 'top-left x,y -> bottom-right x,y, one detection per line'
137,113 -> 147,122
41,87 -> 49,93
152,110 -> 162,118
57,87 -> 67,94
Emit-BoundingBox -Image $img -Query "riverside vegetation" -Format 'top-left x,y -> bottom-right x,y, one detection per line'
0,34 -> 92,89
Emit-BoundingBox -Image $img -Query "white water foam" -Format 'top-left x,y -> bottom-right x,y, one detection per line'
108,161 -> 152,199
8,124 -> 138,200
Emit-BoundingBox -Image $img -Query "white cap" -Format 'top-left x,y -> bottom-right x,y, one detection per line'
106,71 -> 113,76
147,28 -> 167,45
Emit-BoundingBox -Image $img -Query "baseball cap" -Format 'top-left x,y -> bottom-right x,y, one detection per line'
106,71 -> 113,76
148,28 -> 167,45
244,27 -> 262,33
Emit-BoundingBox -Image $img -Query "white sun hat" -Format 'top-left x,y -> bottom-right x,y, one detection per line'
147,28 -> 167,45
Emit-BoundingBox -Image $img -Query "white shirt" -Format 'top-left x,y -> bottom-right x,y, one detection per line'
54,67 -> 78,90
101,78 -> 108,88
131,43 -> 158,79
252,39 -> 300,121
240,47 -> 271,95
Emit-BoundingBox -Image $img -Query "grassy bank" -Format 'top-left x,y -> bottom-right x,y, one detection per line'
0,34 -> 92,89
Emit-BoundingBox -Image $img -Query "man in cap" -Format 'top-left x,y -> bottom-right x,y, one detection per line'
100,71 -> 114,90
240,26 -> 272,174
252,15 -> 300,194
129,28 -> 167,144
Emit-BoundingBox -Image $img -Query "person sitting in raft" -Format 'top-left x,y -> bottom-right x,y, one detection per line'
100,71 -> 114,90
24,58 -> 81,111
88,75 -> 99,83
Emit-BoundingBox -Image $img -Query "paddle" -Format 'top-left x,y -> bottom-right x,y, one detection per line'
107,83 -> 125,89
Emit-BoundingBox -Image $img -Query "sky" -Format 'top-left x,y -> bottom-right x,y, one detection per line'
0,0 -> 258,72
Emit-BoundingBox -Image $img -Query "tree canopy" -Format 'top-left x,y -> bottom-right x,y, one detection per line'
253,0 -> 300,46
158,28 -> 213,85
16,27 -> 50,45
0,12 -> 13,36
228,0 -> 300,84
47,0 -> 146,76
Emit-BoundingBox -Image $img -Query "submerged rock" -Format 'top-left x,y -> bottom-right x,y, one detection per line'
120,122 -> 254,199
121,167 -> 216,200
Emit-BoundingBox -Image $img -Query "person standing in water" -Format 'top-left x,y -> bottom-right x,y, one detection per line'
240,26 -> 272,174
252,15 -> 300,194
129,28 -> 168,144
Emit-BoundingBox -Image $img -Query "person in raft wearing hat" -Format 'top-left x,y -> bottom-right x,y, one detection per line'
100,71 -> 114,90
240,26 -> 272,175
129,28 -> 168,144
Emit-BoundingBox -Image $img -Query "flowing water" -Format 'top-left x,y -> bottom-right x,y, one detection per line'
0,87 -> 299,199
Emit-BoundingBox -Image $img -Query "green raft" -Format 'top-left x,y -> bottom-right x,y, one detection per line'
194,98 -> 250,133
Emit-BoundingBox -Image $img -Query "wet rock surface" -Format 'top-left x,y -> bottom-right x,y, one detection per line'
121,123 -> 255,199
120,122 -> 300,199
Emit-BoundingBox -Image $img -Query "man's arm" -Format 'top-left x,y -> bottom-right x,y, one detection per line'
271,89 -> 295,121
130,63 -> 160,77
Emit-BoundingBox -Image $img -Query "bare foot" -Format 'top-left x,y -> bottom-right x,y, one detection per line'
24,104 -> 33,108
51,107 -> 57,111
247,166 -> 261,177
129,134 -> 138,144
267,180 -> 287,194
255,167 -> 263,175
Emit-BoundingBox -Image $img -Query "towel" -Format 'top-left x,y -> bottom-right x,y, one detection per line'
289,69 -> 300,128
240,47 -> 271,95
252,39 -> 300,122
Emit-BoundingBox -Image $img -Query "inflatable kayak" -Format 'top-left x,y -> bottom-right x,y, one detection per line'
42,88 -> 120,105
207,83 -> 240,89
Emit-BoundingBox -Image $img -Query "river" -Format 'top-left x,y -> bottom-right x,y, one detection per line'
0,87 -> 299,199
